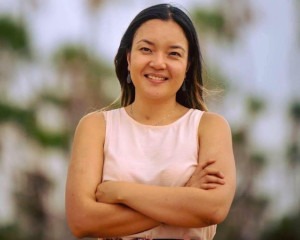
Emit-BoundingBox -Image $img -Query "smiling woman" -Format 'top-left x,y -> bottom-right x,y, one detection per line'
127,19 -> 188,105
65,3 -> 236,240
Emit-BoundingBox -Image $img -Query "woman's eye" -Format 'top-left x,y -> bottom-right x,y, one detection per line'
140,47 -> 151,53
170,52 -> 181,57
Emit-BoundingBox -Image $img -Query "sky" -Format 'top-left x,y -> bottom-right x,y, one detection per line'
1,0 -> 297,96
0,0 -> 214,60
1,0 -> 297,89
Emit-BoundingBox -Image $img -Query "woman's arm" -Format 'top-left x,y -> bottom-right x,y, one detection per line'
96,112 -> 236,228
185,159 -> 226,189
65,112 -> 160,238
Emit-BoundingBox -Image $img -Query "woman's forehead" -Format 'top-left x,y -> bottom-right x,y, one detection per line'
133,19 -> 188,47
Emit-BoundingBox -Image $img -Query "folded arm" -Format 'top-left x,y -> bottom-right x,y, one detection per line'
96,112 -> 236,227
65,112 -> 160,238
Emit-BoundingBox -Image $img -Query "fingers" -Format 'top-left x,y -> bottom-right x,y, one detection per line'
194,159 -> 216,175
198,159 -> 216,170
192,166 -> 225,180
201,174 -> 225,185
185,171 -> 225,188
201,183 -> 221,190
185,177 -> 225,187
202,168 -> 225,179
185,163 -> 226,188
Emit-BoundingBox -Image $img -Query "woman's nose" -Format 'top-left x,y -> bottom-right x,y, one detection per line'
149,53 -> 166,69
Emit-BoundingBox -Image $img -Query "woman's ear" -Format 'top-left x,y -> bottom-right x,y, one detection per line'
127,52 -> 131,71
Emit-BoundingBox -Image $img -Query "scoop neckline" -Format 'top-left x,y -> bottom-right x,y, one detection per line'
121,107 -> 193,128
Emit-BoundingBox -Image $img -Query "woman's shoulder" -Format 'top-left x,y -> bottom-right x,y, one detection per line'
199,111 -> 231,135
76,107 -> 124,129
201,111 -> 229,123
81,110 -> 105,122
75,110 -> 106,135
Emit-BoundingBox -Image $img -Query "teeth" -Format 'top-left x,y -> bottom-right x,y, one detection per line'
147,74 -> 166,81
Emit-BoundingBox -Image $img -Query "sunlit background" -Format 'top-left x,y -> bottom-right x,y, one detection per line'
0,0 -> 299,239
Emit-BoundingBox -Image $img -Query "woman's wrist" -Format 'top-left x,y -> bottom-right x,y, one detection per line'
115,182 -> 127,204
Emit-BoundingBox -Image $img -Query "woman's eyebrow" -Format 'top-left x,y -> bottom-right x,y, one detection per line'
136,39 -> 154,45
170,45 -> 186,52
136,39 -> 186,52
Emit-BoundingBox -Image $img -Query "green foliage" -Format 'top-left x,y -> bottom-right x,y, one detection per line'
0,101 -> 35,128
215,195 -> 269,240
289,101 -> 300,122
5,171 -> 54,240
232,129 -> 246,144
193,8 -> 225,34
0,16 -> 30,56
0,102 -> 70,149
54,44 -> 111,76
287,143 -> 300,165
247,96 -> 265,116
53,43 -> 114,110
0,223 -> 27,240
54,44 -> 89,63
250,152 -> 267,170
32,127 -> 70,149
260,211 -> 300,240
40,92 -> 70,107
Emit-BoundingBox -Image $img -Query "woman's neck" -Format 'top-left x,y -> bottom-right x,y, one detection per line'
127,98 -> 186,126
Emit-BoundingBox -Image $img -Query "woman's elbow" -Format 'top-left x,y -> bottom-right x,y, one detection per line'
70,226 -> 86,239
206,205 -> 231,225
66,210 -> 91,238
67,217 -> 88,238
207,187 -> 236,225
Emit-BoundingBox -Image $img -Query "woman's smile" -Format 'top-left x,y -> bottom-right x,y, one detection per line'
144,73 -> 168,83
127,19 -> 189,100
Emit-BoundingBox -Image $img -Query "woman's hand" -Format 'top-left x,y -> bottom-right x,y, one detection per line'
96,181 -> 124,204
185,159 -> 225,190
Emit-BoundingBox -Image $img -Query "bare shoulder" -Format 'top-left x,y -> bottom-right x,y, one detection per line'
67,111 -> 107,208
74,110 -> 106,141
199,111 -> 231,136
78,111 -> 105,127
197,112 -> 235,186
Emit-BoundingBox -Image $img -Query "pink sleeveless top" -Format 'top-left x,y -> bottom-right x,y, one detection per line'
102,108 -> 216,240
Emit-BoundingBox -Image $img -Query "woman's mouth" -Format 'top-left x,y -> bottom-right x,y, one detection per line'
145,74 -> 168,82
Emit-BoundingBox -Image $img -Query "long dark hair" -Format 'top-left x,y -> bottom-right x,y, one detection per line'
114,3 -> 207,111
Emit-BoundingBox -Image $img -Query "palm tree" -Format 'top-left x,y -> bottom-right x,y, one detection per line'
0,15 -> 31,98
192,2 -> 273,239
287,101 -> 300,209
53,44 -> 113,128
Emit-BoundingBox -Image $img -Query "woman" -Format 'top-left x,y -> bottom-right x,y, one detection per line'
65,3 -> 236,240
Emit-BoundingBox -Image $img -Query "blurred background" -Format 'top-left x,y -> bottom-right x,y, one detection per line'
0,0 -> 299,239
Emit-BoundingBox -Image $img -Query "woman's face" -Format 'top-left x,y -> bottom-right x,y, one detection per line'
127,19 -> 189,101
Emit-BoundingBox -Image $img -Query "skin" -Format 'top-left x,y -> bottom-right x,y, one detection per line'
128,19 -> 188,103
95,112 -> 235,227
185,159 -> 225,189
65,19 -> 236,238
127,19 -> 189,124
